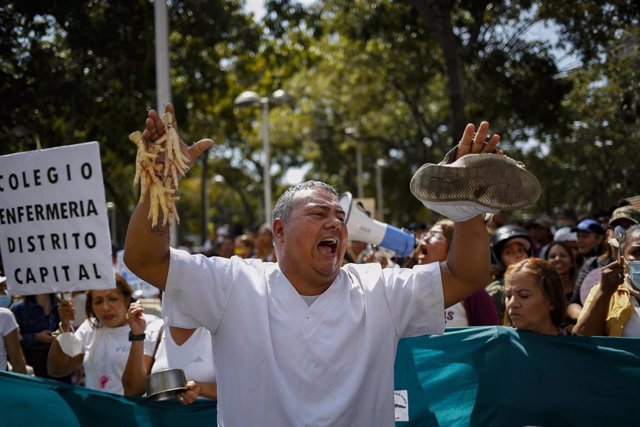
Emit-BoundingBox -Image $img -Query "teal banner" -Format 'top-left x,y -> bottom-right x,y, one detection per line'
2,326 -> 639,426
0,370 -> 217,427
395,326 -> 640,426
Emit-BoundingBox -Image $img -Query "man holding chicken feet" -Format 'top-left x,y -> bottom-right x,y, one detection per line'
124,104 -> 538,426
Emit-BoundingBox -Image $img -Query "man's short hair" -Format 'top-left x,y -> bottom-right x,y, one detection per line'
272,181 -> 338,223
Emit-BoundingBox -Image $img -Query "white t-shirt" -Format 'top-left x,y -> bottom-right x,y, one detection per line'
163,249 -> 444,427
74,319 -> 159,395
151,326 -> 216,389
444,301 -> 469,327
0,308 -> 19,371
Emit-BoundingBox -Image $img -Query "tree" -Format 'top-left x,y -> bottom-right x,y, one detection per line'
263,0 -> 572,225
0,0 -> 264,245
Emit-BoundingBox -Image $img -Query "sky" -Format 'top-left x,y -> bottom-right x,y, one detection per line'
243,0 -> 268,21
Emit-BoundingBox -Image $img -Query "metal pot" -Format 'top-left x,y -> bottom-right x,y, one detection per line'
146,368 -> 187,401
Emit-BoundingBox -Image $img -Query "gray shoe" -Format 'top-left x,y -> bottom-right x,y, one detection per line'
410,147 -> 541,221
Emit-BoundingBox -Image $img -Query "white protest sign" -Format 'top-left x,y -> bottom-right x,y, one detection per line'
0,142 -> 114,295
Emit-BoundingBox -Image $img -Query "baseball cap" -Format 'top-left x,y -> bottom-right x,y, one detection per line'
572,219 -> 605,235
503,237 -> 532,252
554,227 -> 577,242
609,206 -> 640,227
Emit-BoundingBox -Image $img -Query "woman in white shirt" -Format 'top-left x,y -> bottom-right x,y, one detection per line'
47,274 -> 158,395
122,300 -> 216,404
0,307 -> 27,374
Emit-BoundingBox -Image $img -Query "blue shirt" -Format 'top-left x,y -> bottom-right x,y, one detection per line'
11,295 -> 61,349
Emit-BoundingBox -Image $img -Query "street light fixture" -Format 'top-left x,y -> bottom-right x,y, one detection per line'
234,89 -> 292,225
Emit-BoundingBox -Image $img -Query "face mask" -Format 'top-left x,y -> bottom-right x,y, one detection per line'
0,294 -> 11,309
629,261 -> 640,289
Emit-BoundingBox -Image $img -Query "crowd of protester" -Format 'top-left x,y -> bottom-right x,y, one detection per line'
1,105 -> 639,423
0,199 -> 639,396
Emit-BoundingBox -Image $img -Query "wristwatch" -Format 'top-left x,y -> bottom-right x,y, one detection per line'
128,331 -> 146,341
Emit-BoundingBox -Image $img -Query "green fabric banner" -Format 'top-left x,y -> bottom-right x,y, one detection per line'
394,326 -> 640,426
2,326 -> 640,426
0,370 -> 217,426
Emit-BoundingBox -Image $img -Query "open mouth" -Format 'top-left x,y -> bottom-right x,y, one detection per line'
416,243 -> 428,258
318,237 -> 338,255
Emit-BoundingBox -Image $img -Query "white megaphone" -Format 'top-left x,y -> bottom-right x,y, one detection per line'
339,192 -> 415,257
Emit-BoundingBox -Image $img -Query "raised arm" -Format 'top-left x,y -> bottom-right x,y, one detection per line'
440,215 -> 491,308
573,259 -> 624,336
411,121 -> 540,308
47,300 -> 83,377
122,303 -> 155,396
123,104 -> 213,290
437,123 -> 497,308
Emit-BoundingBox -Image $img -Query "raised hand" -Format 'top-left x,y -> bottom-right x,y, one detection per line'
134,103 -> 214,229
126,303 -> 146,336
455,121 -> 502,159
142,103 -> 214,168
600,257 -> 626,294
57,298 -> 76,325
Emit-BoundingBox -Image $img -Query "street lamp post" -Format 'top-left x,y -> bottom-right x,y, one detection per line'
345,127 -> 364,199
106,202 -> 116,245
234,90 -> 292,225
375,159 -> 388,221
153,0 -> 178,246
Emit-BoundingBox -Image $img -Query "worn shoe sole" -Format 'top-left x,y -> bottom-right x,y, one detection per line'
410,153 -> 541,210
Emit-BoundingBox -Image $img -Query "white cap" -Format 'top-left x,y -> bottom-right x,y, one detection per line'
554,226 -> 577,242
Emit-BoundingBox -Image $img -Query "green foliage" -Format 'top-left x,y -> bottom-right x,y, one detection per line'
535,26 -> 640,215
0,0 -> 262,245
1,0 -> 638,241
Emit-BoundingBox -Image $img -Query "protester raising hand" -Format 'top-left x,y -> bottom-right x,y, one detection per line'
125,103 -> 214,289
124,106 -> 539,425
122,296 -> 216,402
575,224 -> 640,337
121,302 -> 156,397
48,275 -> 159,395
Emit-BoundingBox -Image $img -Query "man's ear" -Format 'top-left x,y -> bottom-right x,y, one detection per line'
272,218 -> 285,244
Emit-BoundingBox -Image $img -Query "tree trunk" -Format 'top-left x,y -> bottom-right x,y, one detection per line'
411,0 -> 467,144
